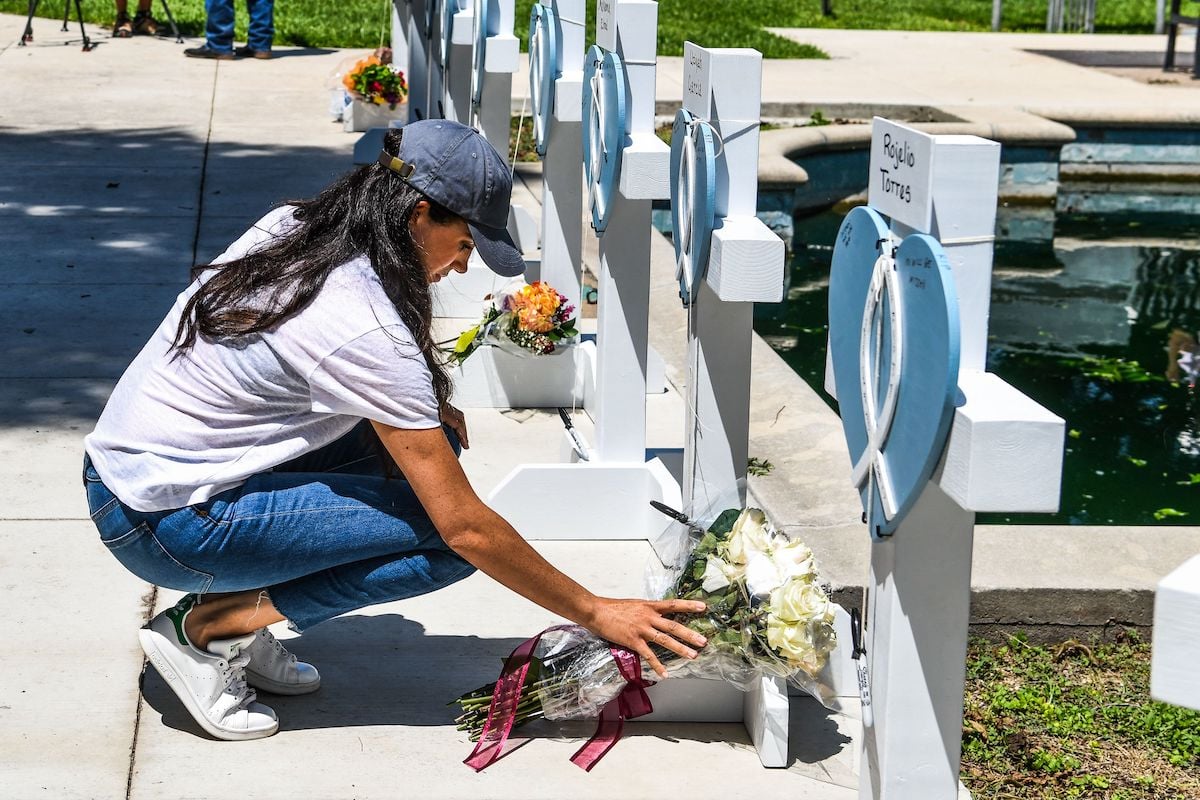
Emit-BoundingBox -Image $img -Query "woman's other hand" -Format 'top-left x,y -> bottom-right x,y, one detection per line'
439,402 -> 469,449
584,598 -> 709,678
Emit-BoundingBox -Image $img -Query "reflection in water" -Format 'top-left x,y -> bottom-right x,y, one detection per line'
1176,427 -> 1200,459
1134,248 -> 1200,340
1166,329 -> 1198,387
1134,250 -> 1200,462
754,211 -> 1200,526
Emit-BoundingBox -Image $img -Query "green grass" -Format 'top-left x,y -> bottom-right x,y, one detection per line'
962,634 -> 1200,799
2,0 -> 395,49
9,0 -> 1183,57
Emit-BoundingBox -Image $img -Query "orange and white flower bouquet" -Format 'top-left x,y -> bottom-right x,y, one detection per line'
448,281 -> 579,365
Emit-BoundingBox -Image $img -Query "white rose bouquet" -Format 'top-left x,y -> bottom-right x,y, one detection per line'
455,507 -> 838,770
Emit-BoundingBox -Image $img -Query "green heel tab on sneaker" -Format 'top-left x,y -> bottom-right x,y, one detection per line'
164,594 -> 199,647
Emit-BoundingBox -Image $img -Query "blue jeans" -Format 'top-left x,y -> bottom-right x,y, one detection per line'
205,0 -> 274,53
84,421 -> 475,631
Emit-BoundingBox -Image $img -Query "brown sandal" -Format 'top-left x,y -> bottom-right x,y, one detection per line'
132,10 -> 159,36
113,12 -> 133,38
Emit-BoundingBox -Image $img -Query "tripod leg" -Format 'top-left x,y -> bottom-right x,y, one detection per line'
61,0 -> 68,31
21,0 -> 38,44
73,0 -> 91,50
159,0 -> 183,43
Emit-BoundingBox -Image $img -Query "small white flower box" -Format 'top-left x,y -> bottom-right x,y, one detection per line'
342,99 -> 407,133
450,340 -> 590,408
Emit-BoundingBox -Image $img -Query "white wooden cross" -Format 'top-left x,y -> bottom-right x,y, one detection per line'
484,0 -> 679,538
670,41 -> 796,768
1151,554 -> 1200,712
436,0 -> 586,407
436,0 -> 473,124
522,0 -> 586,315
827,119 -> 1065,799
677,43 -> 785,518
469,0 -> 520,155
586,0 -> 669,461
386,0 -> 470,126
389,2 -> 412,112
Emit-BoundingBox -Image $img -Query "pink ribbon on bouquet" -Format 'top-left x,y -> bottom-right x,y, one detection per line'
464,626 -> 569,772
569,647 -> 655,771
463,631 -> 655,773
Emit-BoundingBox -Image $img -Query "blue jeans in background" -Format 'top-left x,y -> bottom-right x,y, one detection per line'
204,0 -> 274,54
84,421 -> 475,631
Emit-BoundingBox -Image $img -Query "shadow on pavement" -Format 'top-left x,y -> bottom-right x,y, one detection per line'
138,612 -> 851,769
140,614 -> 528,737
1027,48 -> 1191,70
0,124 -> 352,429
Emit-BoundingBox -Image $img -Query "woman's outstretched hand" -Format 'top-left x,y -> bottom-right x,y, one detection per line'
584,597 -> 709,678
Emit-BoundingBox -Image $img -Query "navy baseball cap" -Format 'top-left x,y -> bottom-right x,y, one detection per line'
377,120 -> 525,278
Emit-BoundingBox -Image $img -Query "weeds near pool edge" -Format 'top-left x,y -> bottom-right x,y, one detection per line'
961,632 -> 1200,799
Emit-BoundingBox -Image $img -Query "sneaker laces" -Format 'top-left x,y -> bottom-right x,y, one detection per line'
216,649 -> 258,712
257,627 -> 298,664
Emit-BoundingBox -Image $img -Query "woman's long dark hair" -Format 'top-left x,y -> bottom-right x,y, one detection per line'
173,127 -> 454,411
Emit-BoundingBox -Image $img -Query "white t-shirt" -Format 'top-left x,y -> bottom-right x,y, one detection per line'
85,206 -> 442,512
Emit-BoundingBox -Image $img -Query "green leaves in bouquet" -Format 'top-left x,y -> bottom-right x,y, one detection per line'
708,508 -> 742,536
545,319 -> 579,343
448,324 -> 482,365
658,509 -> 747,647
446,307 -> 501,365
349,62 -> 409,109
667,510 -> 732,598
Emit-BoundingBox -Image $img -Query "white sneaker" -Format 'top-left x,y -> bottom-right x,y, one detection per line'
245,627 -> 321,695
138,595 -> 278,741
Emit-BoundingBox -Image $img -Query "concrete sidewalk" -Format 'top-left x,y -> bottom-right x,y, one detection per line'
3,11 -> 1199,800
0,15 -> 860,800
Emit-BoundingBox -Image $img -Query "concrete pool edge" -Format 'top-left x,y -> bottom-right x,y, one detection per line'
757,106 -> 1076,187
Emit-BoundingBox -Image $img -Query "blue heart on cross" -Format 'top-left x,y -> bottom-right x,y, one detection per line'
528,3 -> 559,157
669,108 -> 717,307
582,45 -> 626,233
828,206 -> 961,537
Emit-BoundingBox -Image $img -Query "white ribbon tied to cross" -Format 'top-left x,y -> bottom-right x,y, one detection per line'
850,241 -> 904,527
587,65 -> 607,221
674,115 -> 699,286
529,14 -> 547,146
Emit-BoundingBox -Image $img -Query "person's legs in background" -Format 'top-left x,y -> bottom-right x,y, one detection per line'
184,0 -> 235,59
205,0 -> 235,50
112,0 -> 133,37
238,0 -> 274,58
131,0 -> 160,35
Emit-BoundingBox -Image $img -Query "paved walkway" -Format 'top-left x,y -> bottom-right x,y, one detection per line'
759,29 -> 1199,121
0,14 -> 859,800
3,11 -> 1199,800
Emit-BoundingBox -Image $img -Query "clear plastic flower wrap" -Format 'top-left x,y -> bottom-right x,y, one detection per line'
453,506 -> 840,744
528,626 -> 629,721
644,505 -> 839,703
